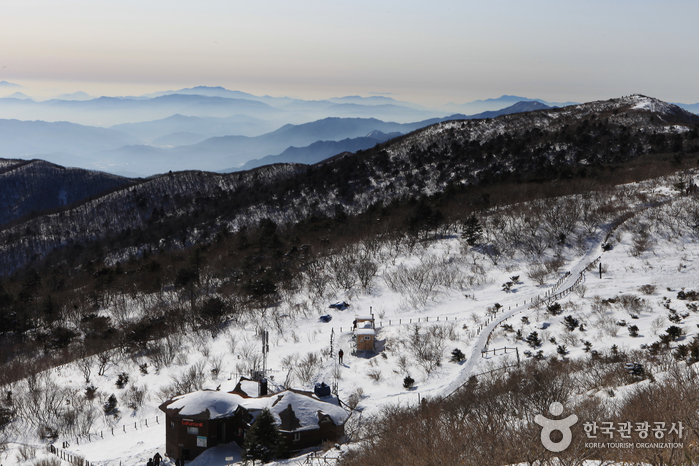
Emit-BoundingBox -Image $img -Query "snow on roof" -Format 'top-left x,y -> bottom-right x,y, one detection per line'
355,315 -> 374,320
238,380 -> 260,397
216,379 -> 239,393
165,390 -> 246,420
162,389 -> 349,430
355,328 -> 375,336
244,390 -> 349,431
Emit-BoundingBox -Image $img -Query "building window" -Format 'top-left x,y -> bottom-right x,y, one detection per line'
293,432 -> 301,442
187,426 -> 199,435
170,422 -> 175,430
364,336 -> 371,341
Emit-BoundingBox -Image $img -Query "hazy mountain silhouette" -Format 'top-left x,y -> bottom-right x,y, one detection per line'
55,91 -> 93,101
111,114 -> 278,143
233,130 -> 402,171
1,92 -> 33,100
0,119 -> 140,156
442,94 -> 577,114
0,94 -> 285,126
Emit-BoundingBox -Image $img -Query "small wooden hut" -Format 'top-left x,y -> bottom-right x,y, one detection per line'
354,314 -> 376,352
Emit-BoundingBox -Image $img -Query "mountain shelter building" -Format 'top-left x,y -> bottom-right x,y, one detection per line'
159,387 -> 348,461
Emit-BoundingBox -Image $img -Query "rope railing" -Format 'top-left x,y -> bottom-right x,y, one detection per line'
480,346 -> 518,358
47,444 -> 90,466
331,315 -> 464,334
445,250 -> 605,399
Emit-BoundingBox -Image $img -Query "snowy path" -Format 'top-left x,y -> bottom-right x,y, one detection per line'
439,227 -> 608,397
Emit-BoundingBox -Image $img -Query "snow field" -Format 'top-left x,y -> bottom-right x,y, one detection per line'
3,171 -> 699,465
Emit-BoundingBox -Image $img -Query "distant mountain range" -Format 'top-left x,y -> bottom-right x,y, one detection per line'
1,94 -> 697,274
675,102 -> 699,114
0,119 -> 139,155
1,84 -> 698,177
0,101 -> 551,176
235,131 -> 403,172
232,101 -> 552,172
111,113 -> 279,143
442,94 -> 578,115
1,92 -> 33,100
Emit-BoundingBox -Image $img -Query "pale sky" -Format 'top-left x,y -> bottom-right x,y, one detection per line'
1,0 -> 698,106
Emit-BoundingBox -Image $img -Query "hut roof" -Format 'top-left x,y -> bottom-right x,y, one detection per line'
160,390 -> 246,420
160,389 -> 349,431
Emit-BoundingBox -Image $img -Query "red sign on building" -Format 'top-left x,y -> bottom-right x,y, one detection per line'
182,420 -> 203,427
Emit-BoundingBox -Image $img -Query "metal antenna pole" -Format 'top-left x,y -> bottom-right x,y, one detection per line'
262,330 -> 269,377
330,328 -> 334,358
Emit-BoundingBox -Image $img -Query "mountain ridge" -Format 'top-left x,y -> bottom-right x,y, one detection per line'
0,94 -> 697,274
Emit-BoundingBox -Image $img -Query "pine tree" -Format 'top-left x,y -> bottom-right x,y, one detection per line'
244,408 -> 284,464
461,214 -> 483,246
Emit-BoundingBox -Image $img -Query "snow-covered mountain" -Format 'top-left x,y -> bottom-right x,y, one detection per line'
1,95 -> 697,274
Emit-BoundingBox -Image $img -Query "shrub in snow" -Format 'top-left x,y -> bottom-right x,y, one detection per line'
676,289 -> 698,301
625,362 -> 645,381
628,325 -> 639,337
33,458 -> 61,466
527,263 -> 548,285
665,325 -> 683,341
546,303 -> 562,316
403,376 -> 415,389
103,394 -> 118,415
526,331 -> 541,348
450,348 -> 465,363
563,315 -> 580,331
557,345 -> 568,356
85,385 -> 97,400
115,372 -> 129,389
121,384 -> 148,411
668,310 -> 682,323
367,369 -> 381,382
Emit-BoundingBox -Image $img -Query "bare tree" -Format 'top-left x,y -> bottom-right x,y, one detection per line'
355,256 -> 379,291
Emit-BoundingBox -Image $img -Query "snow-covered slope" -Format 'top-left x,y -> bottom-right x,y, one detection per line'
2,169 -> 698,465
